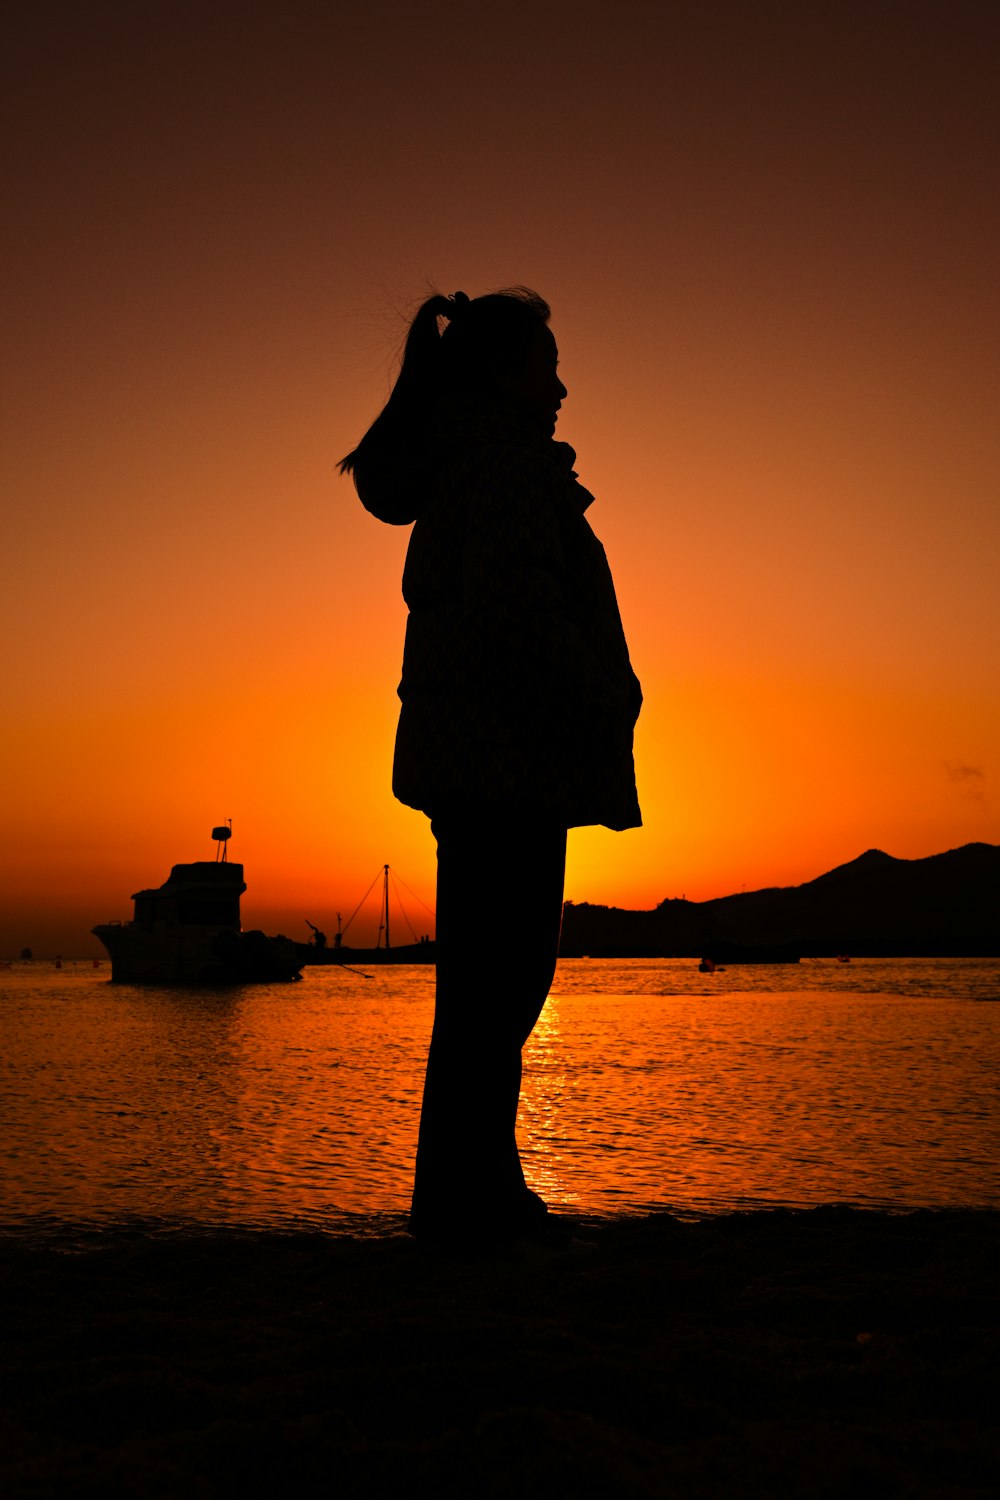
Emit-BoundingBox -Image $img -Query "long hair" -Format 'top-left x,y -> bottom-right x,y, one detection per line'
339,286 -> 550,476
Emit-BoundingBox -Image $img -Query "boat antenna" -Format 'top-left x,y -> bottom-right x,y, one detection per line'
212,820 -> 232,863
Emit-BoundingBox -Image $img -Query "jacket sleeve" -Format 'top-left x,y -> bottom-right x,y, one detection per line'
458,445 -> 632,732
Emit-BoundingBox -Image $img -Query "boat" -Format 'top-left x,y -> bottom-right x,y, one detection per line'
92,825 -> 302,985
297,864 -> 436,966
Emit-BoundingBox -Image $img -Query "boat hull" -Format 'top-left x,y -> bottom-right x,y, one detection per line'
93,923 -> 302,985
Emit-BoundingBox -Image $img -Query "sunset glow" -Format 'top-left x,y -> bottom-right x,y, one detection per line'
3,3 -> 998,955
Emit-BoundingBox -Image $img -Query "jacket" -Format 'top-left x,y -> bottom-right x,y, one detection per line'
355,401 -> 641,831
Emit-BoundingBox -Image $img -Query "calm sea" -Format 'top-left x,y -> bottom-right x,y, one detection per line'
2,958 -> 998,1238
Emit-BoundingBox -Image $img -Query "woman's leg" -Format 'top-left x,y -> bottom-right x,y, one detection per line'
409,814 -> 567,1238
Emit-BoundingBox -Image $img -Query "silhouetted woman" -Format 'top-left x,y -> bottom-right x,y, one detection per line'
341,288 -> 641,1248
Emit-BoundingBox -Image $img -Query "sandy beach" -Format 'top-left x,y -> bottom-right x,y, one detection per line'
2,1207 -> 997,1497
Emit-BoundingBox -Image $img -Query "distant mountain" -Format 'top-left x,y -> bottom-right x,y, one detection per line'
560,843 -> 1000,959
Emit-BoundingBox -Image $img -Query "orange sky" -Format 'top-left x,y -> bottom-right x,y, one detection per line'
3,1 -> 998,954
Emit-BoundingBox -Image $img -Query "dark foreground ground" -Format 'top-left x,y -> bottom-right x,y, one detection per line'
2,1209 -> 997,1498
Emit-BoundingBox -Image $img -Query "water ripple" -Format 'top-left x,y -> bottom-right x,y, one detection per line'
1,958 -> 998,1232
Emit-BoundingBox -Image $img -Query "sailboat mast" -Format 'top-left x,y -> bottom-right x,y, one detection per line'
383,864 -> 390,951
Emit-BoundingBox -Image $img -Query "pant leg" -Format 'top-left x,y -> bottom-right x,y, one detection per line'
409,814 -> 567,1237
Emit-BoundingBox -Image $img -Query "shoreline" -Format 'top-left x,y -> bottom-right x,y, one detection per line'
3,1207 -> 997,1497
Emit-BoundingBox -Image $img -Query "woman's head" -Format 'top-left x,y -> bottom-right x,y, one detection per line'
435,288 -> 561,410
340,287 -> 565,475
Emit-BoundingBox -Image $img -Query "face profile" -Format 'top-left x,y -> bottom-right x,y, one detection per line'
503,325 -> 567,436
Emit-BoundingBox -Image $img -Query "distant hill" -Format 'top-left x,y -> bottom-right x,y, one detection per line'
560,843 -> 1000,959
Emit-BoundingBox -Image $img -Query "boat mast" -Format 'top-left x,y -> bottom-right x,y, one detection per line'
383,864 -> 390,950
